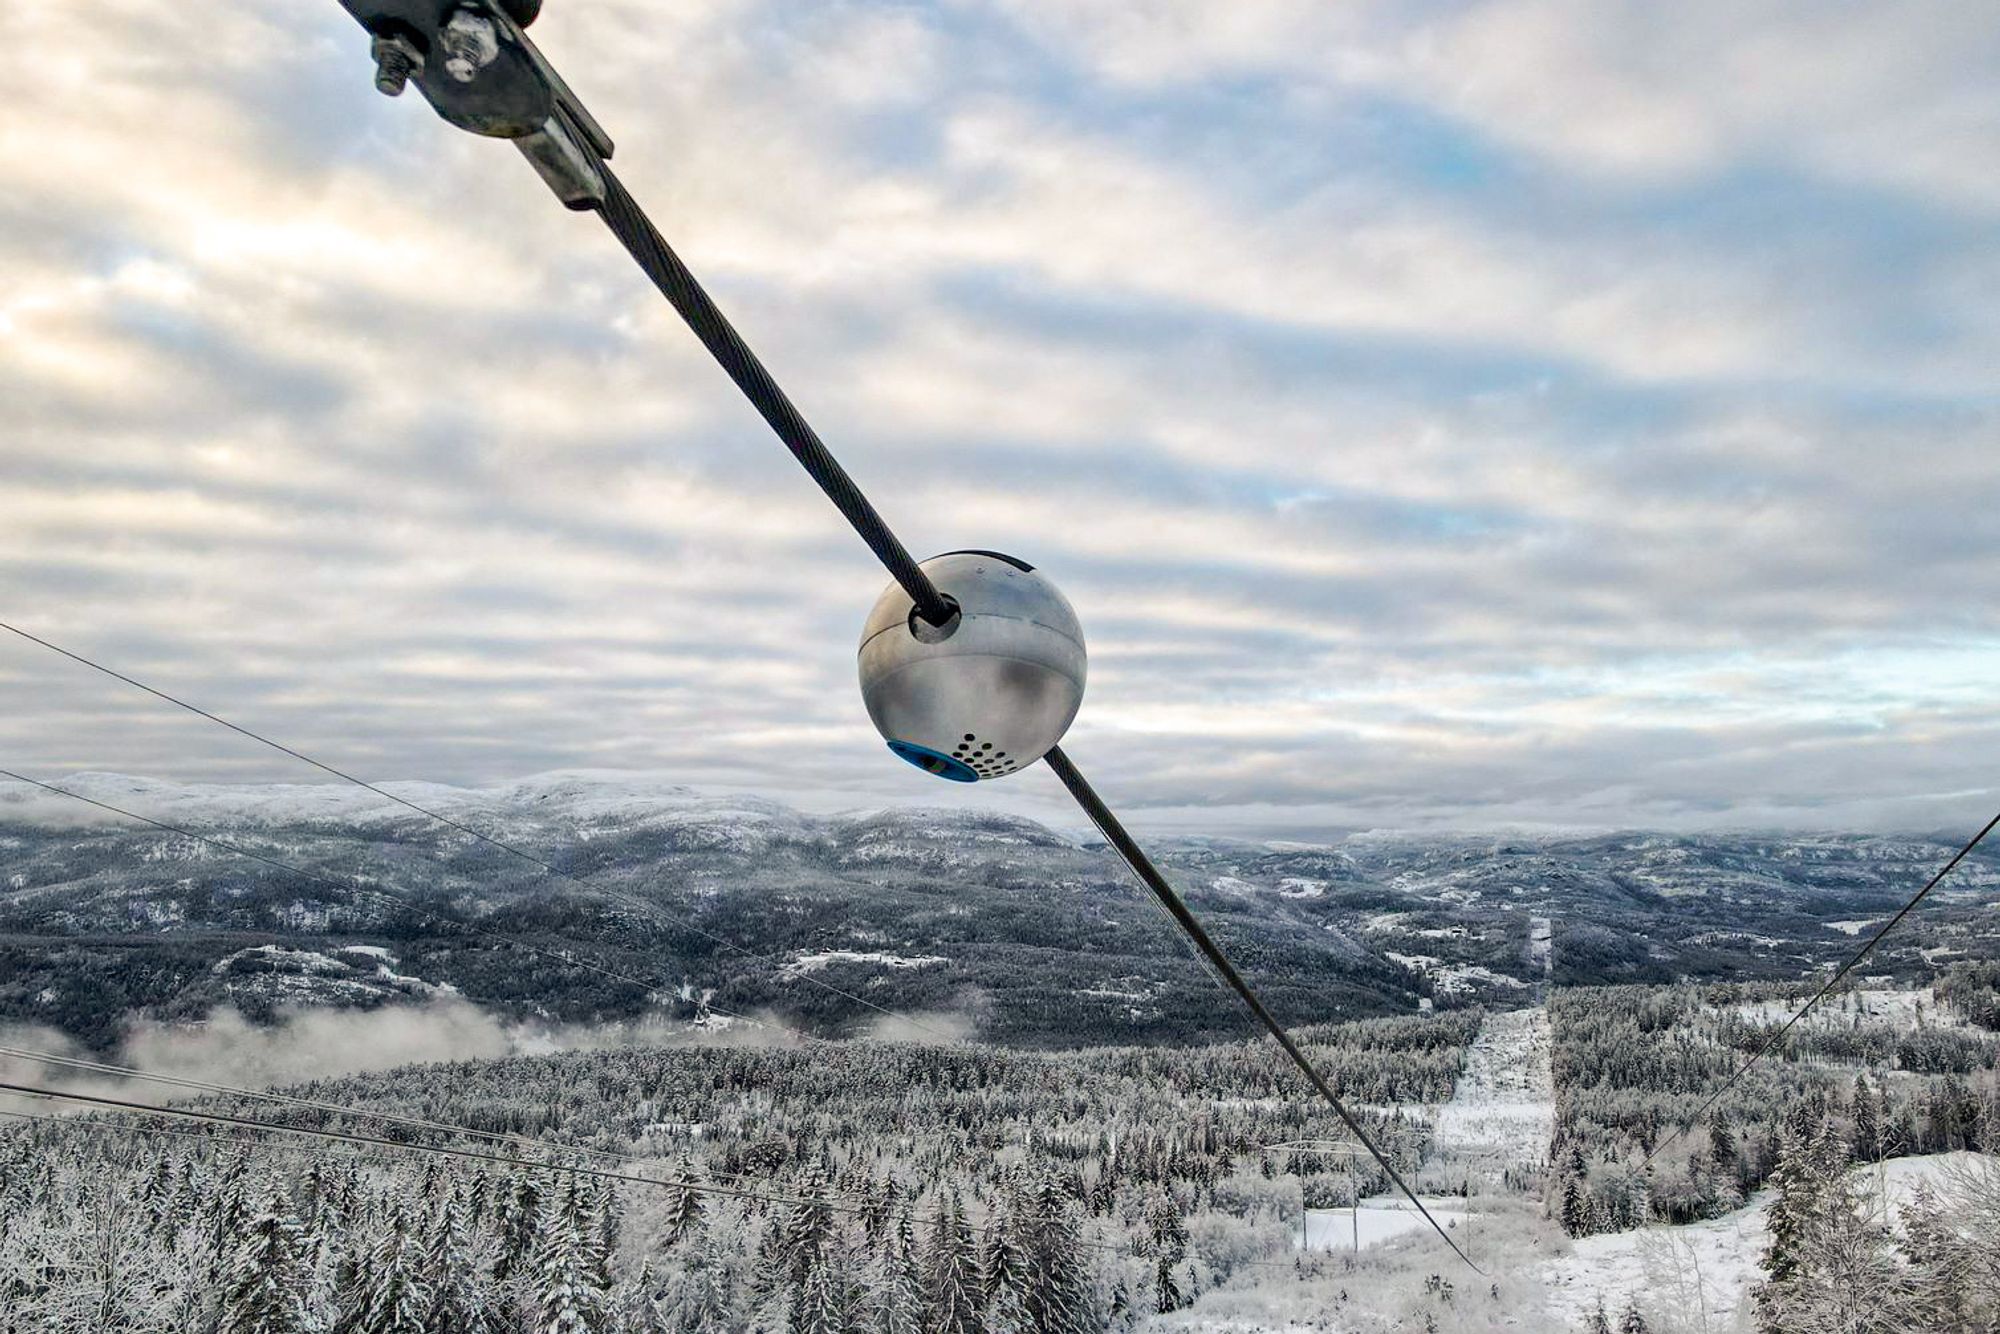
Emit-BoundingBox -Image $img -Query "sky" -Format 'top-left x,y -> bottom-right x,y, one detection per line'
2,0 -> 1997,838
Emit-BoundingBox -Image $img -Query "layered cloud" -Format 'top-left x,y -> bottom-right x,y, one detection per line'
1,0 -> 1995,834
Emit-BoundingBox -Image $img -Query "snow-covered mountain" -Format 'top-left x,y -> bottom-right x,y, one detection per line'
2,772 -> 1995,1050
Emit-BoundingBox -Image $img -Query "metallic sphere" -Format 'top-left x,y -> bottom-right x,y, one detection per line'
858,551 -> 1087,782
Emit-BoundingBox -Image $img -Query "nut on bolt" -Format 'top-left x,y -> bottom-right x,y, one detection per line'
440,8 -> 501,83
370,32 -> 424,97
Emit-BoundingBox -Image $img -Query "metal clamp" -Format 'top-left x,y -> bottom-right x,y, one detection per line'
335,0 -> 614,208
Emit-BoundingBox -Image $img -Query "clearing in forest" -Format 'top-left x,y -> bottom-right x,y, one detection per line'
1430,1004 -> 1555,1188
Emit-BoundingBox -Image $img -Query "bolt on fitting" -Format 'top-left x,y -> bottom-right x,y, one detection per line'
370,32 -> 425,97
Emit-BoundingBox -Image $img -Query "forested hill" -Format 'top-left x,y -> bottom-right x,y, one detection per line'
2,773 -> 1996,1050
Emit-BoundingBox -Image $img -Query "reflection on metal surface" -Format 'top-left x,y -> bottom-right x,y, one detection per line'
858,552 -> 1086,782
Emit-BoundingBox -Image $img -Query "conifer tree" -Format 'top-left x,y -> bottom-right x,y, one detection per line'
660,1212 -> 737,1334
621,1258 -> 669,1334
877,1206 -> 926,1334
420,1189 -> 482,1334
1024,1176 -> 1094,1334
1143,1190 -> 1188,1314
981,1192 -> 1030,1334
139,1153 -> 175,1240
663,1151 -> 703,1246
493,1175 -> 541,1285
923,1193 -> 981,1334
219,1195 -> 312,1334
1850,1074 -> 1881,1164
207,1156 -> 255,1269
796,1253 -> 849,1334
338,1214 -> 429,1334
778,1171 -> 835,1288
591,1179 -> 620,1281
1559,1175 -> 1591,1238
533,1180 -> 610,1334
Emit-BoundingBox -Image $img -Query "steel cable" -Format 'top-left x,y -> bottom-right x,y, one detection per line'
0,765 -> 785,1039
593,169 -> 953,627
0,628 -> 965,1044
1641,806 -> 2000,1172
0,1080 -> 857,1213
1042,744 -> 1484,1274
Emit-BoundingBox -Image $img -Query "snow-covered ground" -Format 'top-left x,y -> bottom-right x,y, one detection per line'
1726,987 -> 1966,1032
778,949 -> 947,976
1385,951 -> 1533,995
1431,1005 -> 1554,1185
1536,1152 -> 1987,1332
1301,1197 -> 1469,1251
1294,1006 -> 1553,1259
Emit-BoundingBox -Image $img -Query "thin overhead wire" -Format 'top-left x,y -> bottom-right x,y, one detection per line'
1642,807 -> 2000,1171
0,1080 -> 861,1214
0,1041 -> 872,1203
0,633 -> 963,1044
0,1103 -> 417,1165
0,769 -> 887,1194
1042,744 -> 1483,1275
0,1091 -> 1328,1275
0,766 -> 783,1039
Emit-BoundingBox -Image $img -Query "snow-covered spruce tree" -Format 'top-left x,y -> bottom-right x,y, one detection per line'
1849,1075 -> 1881,1165
871,1204 -> 926,1334
658,1204 -> 743,1334
1754,1117 -> 1915,1333
590,1178 -> 621,1285
336,1212 -> 430,1334
206,1155 -> 255,1274
533,1177 -> 612,1334
777,1171 -> 835,1286
1143,1190 -> 1188,1314
923,1192 -> 982,1334
620,1258 -> 670,1334
419,1186 -> 485,1334
981,1185 -> 1031,1334
664,1152 -> 703,1247
794,1252 -> 851,1334
1022,1175 -> 1095,1334
493,1174 -> 542,1284
1558,1174 -> 1591,1238
219,1193 -> 313,1334
139,1152 -> 177,1241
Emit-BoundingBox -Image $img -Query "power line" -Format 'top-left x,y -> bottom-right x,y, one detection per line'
0,623 -> 965,1045
1642,807 -> 2000,1172
0,768 -> 888,1195
0,1093 -> 1331,1276
0,1103 -> 408,1164
0,765 -> 784,1039
0,1079 -> 859,1215
0,1041 -> 869,1203
1043,744 -> 1483,1275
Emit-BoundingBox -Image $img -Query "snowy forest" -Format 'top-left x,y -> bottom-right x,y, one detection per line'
0,1015 -> 1475,1331
4,969 -> 1998,1331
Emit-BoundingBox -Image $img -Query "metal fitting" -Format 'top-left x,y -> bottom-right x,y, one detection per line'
440,8 -> 501,83
370,32 -> 424,97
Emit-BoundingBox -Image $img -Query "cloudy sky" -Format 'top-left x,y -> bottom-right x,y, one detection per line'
3,0 -> 1997,837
